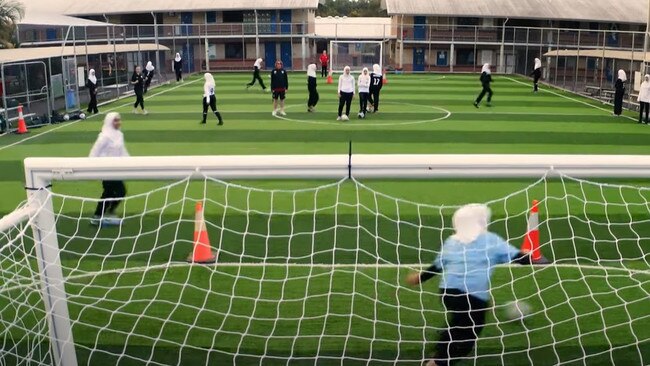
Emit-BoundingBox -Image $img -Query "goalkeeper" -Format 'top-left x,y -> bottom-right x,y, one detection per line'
405,204 -> 548,366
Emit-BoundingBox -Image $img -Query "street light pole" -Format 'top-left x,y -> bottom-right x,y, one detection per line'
643,0 -> 650,73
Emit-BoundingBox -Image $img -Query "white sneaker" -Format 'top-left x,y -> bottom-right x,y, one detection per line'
132,108 -> 138,114
272,110 -> 277,117
103,217 -> 122,226
143,109 -> 149,115
336,116 -> 342,121
279,110 -> 287,116
342,115 -> 349,121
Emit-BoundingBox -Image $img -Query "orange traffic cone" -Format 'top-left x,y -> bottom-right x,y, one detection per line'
382,69 -> 388,84
186,201 -> 217,264
521,200 -> 541,261
326,69 -> 333,84
16,104 -> 28,134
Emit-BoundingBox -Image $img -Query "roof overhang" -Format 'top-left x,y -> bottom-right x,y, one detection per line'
0,43 -> 169,64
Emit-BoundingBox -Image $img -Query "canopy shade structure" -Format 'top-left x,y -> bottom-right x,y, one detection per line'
314,17 -> 395,40
543,49 -> 650,62
0,43 -> 170,64
381,0 -> 648,25
19,12 -> 111,26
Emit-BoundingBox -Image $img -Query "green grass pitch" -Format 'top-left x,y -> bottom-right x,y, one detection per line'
0,73 -> 649,365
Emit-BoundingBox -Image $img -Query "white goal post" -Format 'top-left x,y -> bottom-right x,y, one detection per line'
329,40 -> 384,73
7,153 -> 650,366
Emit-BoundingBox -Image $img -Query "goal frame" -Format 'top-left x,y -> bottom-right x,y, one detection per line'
328,40 -> 384,73
13,153 -> 650,366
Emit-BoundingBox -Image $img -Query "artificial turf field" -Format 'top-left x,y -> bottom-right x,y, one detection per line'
1,73 -> 650,365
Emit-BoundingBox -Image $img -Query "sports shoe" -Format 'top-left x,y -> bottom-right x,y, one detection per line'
132,108 -> 138,114
336,116 -> 342,121
246,84 -> 251,90
200,120 -> 206,124
90,216 -> 101,226
218,119 -> 224,126
263,88 -> 269,93
272,110 -> 277,117
279,110 -> 287,116
358,112 -> 364,119
143,109 -> 149,115
486,102 -> 492,107
473,102 -> 479,108
103,217 -> 122,226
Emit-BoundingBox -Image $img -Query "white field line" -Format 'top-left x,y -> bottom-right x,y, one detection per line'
504,77 -> 637,122
0,78 -> 202,152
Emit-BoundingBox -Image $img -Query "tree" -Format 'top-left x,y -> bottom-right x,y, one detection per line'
317,0 -> 387,18
0,0 -> 24,49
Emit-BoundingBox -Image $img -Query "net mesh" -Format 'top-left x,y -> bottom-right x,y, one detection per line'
329,41 -> 383,73
1,173 -> 649,365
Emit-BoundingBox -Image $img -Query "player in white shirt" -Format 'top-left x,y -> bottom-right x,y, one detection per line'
201,73 -> 223,125
357,67 -> 371,118
337,66 -> 355,121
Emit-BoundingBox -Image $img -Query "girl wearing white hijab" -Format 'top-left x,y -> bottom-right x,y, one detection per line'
85,69 -> 99,114
405,203 -> 548,366
173,53 -> 183,82
613,69 -> 626,116
89,112 -> 129,226
246,58 -> 267,91
357,67 -> 371,118
143,61 -> 155,94
306,63 -> 319,112
368,64 -> 383,113
474,63 -> 493,108
638,74 -> 650,124
530,58 -> 542,92
337,66 -> 355,121
201,73 -> 223,125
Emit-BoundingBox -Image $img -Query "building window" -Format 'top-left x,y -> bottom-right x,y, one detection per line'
456,49 -> 475,65
206,11 -> 217,23
223,11 -> 244,23
457,17 -> 479,26
225,43 -> 244,59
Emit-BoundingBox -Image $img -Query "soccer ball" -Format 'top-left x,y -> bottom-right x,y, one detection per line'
79,113 -> 86,120
367,106 -> 374,113
63,114 -> 70,121
503,301 -> 532,321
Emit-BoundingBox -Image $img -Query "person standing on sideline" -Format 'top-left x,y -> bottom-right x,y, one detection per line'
337,66 -> 355,121
271,60 -> 288,117
86,69 -> 99,115
357,67 -> 371,118
474,63 -> 493,108
143,61 -> 155,94
638,74 -> 650,124
405,204 -> 548,366
319,50 -> 329,77
614,70 -> 626,117
173,53 -> 183,82
307,63 -> 319,112
201,73 -> 224,126
368,64 -> 383,113
246,58 -> 267,91
131,66 -> 147,115
530,58 -> 542,93
89,112 -> 129,227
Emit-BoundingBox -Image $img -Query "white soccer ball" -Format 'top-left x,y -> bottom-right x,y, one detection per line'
503,301 -> 532,321
63,114 -> 70,121
367,106 -> 374,113
79,113 -> 86,120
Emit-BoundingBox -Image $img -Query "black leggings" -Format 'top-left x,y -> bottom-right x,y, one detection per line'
308,86 -> 319,108
134,92 -> 145,109
94,181 -> 126,217
202,95 -> 222,123
359,92 -> 369,113
433,289 -> 488,366
475,85 -> 493,104
640,102 -> 649,123
368,88 -> 381,111
247,68 -> 266,89
175,70 -> 182,82
87,92 -> 98,114
338,92 -> 353,117
321,65 -> 327,77
533,74 -> 541,92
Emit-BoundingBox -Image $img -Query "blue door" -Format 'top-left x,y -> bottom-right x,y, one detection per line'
436,51 -> 448,66
270,12 -> 277,34
280,10 -> 292,34
265,42 -> 276,67
281,42 -> 292,69
181,12 -> 193,36
46,28 -> 57,41
413,48 -> 425,72
182,44 -> 194,73
414,16 -> 426,40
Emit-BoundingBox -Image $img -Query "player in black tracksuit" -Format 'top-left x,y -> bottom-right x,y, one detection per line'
201,73 -> 223,125
86,68 -> 99,114
307,63 -> 319,112
368,64 -> 383,113
530,58 -> 542,93
474,64 -> 493,108
131,66 -> 147,114
173,53 -> 183,82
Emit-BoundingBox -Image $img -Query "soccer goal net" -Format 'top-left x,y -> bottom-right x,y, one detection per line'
2,155 -> 650,365
329,41 -> 384,73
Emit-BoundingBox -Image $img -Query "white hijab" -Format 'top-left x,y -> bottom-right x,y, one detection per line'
145,61 -> 154,71
175,53 -> 182,62
534,58 -> 542,70
618,69 -> 627,82
307,63 -> 317,78
204,72 -> 215,88
372,64 -> 382,75
359,67 -> 370,83
101,112 -> 123,144
482,63 -> 491,74
450,204 -> 491,244
88,69 -> 97,84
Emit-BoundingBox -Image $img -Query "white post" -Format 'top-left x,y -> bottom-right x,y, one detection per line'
644,0 -> 650,73
25,174 -> 78,366
499,18 -> 509,74
399,15 -> 404,70
255,10 -> 260,58
204,37 -> 210,71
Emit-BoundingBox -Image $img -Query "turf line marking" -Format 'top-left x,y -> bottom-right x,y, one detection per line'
0,78 -> 202,152
504,77 -> 636,122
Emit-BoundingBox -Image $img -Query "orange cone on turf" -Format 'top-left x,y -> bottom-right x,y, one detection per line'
186,201 -> 217,264
16,104 -> 28,134
382,69 -> 388,84
326,69 -> 333,84
521,200 -> 541,261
